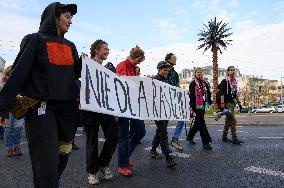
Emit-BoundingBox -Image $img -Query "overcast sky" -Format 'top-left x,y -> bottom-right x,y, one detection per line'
0,0 -> 283,81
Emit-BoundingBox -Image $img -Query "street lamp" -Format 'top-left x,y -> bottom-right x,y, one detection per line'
281,76 -> 284,112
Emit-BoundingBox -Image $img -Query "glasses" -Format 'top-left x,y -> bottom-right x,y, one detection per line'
229,69 -> 235,71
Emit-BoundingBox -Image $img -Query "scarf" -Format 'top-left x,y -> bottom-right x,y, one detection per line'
225,75 -> 237,94
1,75 -> 9,83
195,78 -> 208,109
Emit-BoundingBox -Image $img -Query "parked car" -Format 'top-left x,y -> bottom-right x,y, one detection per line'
239,107 -> 252,113
251,105 -> 277,113
276,105 -> 284,113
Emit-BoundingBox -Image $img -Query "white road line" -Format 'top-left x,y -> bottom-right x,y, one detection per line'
144,147 -> 191,158
257,137 -> 283,139
244,166 -> 284,178
98,138 -> 106,142
77,127 -> 83,131
75,133 -> 82,137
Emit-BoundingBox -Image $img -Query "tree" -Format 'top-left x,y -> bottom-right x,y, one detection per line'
197,17 -> 233,103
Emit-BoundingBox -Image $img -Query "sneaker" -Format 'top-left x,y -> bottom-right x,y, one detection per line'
88,173 -> 99,185
150,149 -> 161,159
118,167 -> 132,176
213,112 -> 222,121
166,157 -> 177,168
171,139 -> 183,152
100,167 -> 113,180
72,143 -> 79,150
232,139 -> 244,145
222,137 -> 232,142
13,146 -> 23,156
187,138 -> 196,144
203,144 -> 212,150
5,148 -> 13,157
128,160 -> 134,167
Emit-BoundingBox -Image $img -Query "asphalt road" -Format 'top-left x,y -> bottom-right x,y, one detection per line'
0,115 -> 283,188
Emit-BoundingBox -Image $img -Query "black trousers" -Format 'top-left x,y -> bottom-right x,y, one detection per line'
152,120 -> 171,155
187,110 -> 212,145
82,111 -> 118,174
25,101 -> 77,188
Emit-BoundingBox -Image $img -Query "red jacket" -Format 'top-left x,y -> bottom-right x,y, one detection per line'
116,59 -> 140,76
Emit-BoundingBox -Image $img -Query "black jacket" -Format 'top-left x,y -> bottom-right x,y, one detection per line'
219,79 -> 236,104
166,67 -> 179,87
153,75 -> 170,84
0,2 -> 81,118
189,79 -> 212,111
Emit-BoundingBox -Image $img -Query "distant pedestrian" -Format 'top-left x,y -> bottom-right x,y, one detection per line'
1,65 -> 25,157
150,61 -> 177,168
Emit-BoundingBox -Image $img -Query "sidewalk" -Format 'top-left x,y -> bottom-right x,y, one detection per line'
144,113 -> 284,127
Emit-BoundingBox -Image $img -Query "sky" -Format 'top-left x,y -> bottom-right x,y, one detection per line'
0,0 -> 284,81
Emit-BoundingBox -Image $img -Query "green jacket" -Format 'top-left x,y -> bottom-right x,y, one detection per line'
167,67 -> 180,87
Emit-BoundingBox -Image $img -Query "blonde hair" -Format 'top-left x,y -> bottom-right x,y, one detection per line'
129,45 -> 145,61
3,65 -> 13,76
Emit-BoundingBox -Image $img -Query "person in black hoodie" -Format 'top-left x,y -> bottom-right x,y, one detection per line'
0,2 -> 80,188
150,61 -> 177,168
186,68 -> 213,150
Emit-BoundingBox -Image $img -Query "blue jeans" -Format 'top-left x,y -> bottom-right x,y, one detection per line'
172,121 -> 184,140
4,113 -> 25,148
118,117 -> 146,167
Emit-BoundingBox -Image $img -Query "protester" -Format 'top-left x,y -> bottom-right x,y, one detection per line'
219,66 -> 244,145
0,2 -> 80,187
82,39 -> 118,185
1,65 -> 25,157
150,61 -> 177,167
116,45 -> 146,176
165,53 -> 184,152
186,68 -> 213,150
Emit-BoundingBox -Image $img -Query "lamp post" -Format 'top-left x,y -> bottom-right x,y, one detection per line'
281,76 -> 284,112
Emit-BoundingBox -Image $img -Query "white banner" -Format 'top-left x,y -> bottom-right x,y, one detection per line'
80,57 -> 191,121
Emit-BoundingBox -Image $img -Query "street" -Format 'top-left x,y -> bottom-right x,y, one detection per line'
0,114 -> 284,188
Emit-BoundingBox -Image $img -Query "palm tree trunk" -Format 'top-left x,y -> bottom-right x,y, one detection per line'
211,47 -> 218,104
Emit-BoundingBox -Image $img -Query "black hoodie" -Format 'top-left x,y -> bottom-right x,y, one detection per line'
0,2 -> 81,118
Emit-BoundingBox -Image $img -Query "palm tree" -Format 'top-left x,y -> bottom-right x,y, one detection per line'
197,17 -> 233,103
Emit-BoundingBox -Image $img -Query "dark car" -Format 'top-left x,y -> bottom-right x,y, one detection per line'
239,107 -> 252,113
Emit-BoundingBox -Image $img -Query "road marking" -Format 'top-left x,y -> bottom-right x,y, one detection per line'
218,130 -> 246,133
99,138 -> 106,142
244,166 -> 284,178
144,147 -> 191,158
75,133 -> 82,137
257,137 -> 283,139
77,127 -> 83,131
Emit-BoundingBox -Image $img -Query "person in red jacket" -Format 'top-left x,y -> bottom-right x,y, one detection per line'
0,2 -> 80,188
116,46 -> 146,176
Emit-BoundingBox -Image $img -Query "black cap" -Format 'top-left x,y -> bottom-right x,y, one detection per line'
157,61 -> 172,69
57,3 -> 77,15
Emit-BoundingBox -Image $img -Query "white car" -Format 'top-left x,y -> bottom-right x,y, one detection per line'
276,105 -> 284,113
251,105 -> 277,113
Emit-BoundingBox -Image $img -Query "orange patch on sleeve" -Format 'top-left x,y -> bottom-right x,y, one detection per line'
46,42 -> 74,65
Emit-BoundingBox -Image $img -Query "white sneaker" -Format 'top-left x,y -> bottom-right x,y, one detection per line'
213,112 -> 222,121
100,167 -> 113,180
88,173 -> 99,185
